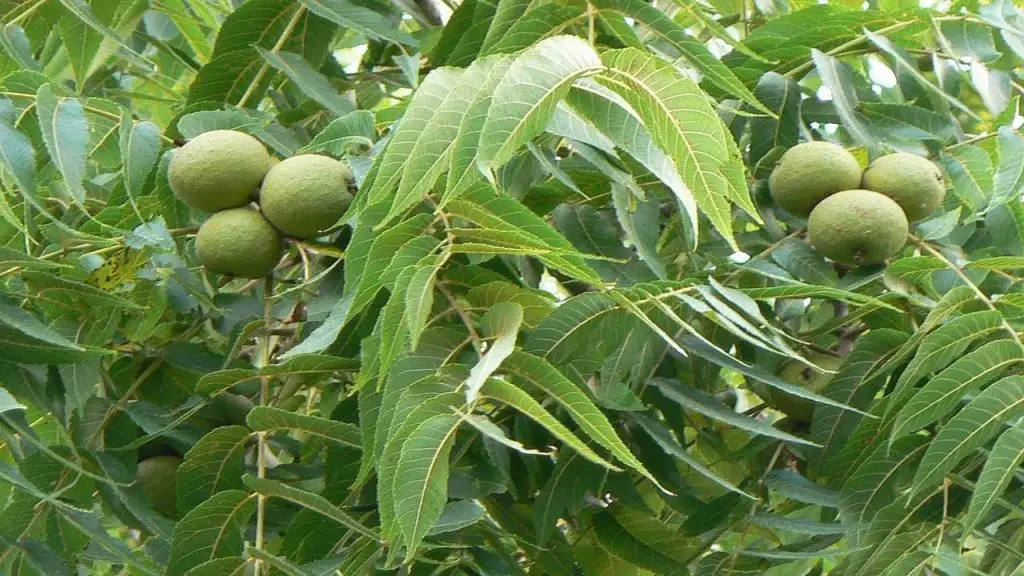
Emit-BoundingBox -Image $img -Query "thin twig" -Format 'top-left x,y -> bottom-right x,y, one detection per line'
254,275 -> 275,576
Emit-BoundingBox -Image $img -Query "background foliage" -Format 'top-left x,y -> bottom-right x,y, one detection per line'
1,0 -> 1024,574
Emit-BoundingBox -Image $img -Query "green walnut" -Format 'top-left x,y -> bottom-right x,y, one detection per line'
769,142 -> 863,216
259,154 -> 354,239
169,130 -> 271,213
862,152 -> 945,222
808,189 -> 909,265
196,208 -> 282,278
136,455 -> 181,518
767,354 -> 843,423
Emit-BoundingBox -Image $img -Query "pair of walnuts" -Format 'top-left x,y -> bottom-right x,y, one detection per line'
169,130 -> 354,278
769,142 -> 945,265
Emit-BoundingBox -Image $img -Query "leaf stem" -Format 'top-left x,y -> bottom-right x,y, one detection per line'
254,275 -> 275,576
237,6 -> 307,109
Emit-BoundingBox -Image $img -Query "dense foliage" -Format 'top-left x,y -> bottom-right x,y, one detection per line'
1,0 -> 1023,574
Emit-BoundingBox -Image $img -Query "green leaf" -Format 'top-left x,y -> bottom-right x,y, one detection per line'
176,426 -> 251,511
884,310 -> 1005,418
0,118 -> 35,198
810,50 -> 875,153
589,0 -> 771,115
186,0 -> 333,107
631,412 -> 753,498
428,500 -> 487,535
960,421 -> 1024,539
36,84 -> 90,205
245,548 -> 316,576
299,110 -> 376,155
376,379 -> 462,541
478,378 -> 616,470
599,48 -> 742,248
751,513 -> 857,535
481,3 -> 584,55
912,375 -> 1024,494
246,406 -> 361,448
533,452 -> 609,543
940,145 -> 992,211
0,299 -> 102,365
390,58 -> 508,222
810,330 -> 909,465
57,0 -> 154,71
865,29 -> 979,120
652,379 -> 817,446
23,270 -> 143,309
763,470 -> 839,508
478,35 -> 603,169
443,56 -> 513,203
368,69 -> 462,205
748,72 -> 802,168
167,490 -> 258,576
299,0 -> 418,46
839,435 -> 928,525
505,351 -> 665,490
465,302 -> 523,400
860,102 -> 958,143
243,475 -> 379,541
990,125 -> 1024,206
119,118 -> 162,209
891,339 -> 1022,440
677,333 -> 870,416
592,512 -> 688,574
447,187 -> 602,283
566,80 -> 698,239
182,558 -> 250,576
394,413 -> 462,553
197,354 -> 358,396
258,49 -> 354,116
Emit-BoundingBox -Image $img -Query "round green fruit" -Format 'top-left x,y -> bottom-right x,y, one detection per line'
767,354 -> 843,423
807,189 -> 908,265
769,141 -> 863,217
259,154 -> 354,239
136,455 -> 181,518
196,208 -> 282,278
169,130 -> 271,213
861,152 -> 945,222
